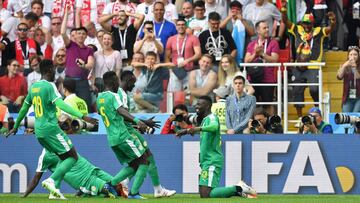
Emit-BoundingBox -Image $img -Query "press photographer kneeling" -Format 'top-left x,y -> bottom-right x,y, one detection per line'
299,107 -> 333,134
244,108 -> 283,134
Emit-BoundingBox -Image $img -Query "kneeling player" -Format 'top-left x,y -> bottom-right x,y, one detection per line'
177,96 -> 257,198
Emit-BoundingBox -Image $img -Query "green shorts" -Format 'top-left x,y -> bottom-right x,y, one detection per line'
37,131 -> 73,155
199,165 -> 222,188
80,172 -> 106,196
111,134 -> 146,164
127,126 -> 148,149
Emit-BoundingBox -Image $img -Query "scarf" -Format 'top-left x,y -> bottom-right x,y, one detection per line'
80,0 -> 106,25
296,26 -> 321,61
52,0 -> 76,28
15,38 -> 37,66
112,1 -> 136,25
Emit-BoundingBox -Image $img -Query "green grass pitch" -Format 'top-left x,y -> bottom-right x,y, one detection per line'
1,194 -> 360,203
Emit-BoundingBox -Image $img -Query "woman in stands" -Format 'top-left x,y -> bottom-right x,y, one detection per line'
214,54 -> 254,101
337,46 -> 360,112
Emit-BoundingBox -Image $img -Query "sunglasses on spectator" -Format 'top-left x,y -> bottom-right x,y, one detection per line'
18,28 -> 28,32
348,46 -> 360,51
56,54 -> 66,58
52,22 -> 61,25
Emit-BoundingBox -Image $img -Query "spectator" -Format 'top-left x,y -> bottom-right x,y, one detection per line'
214,55 -> 254,101
136,0 -> 154,21
132,51 -> 169,113
343,0 -> 360,48
188,1 -> 208,37
62,78 -> 88,117
188,54 -> 218,105
100,10 -> 144,65
84,22 -> 102,51
160,104 -> 193,134
205,0 -> 227,20
92,32 -> 122,93
165,18 -> 201,92
0,0 -> 12,24
220,1 -> 255,64
299,107 -> 333,134
7,23 -> 43,74
7,0 -> 31,16
139,1 -> 177,61
313,0 -> 327,27
337,46 -> 360,112
96,30 -> 105,49
0,59 -> 27,112
225,73 -> 256,134
27,55 -> 42,89
244,20 -> 279,116
1,11 -> 39,42
244,107 -> 284,134
102,0 -> 138,27
134,21 -> 164,62
243,0 -> 281,39
31,0 -> 50,30
54,48 -> 66,93
181,1 -> 194,26
34,28 -> 53,59
61,7 -> 95,111
0,34 -> 10,76
161,0 -> 178,23
281,2 -> 336,119
199,11 -> 237,70
50,17 -> 65,58
75,0 -> 106,30
130,52 -> 148,94
0,103 -> 10,134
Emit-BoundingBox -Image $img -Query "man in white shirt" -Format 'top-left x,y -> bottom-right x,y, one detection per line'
1,12 -> 39,42
84,22 -> 101,51
0,0 -> 11,24
205,0 -> 227,20
136,0 -> 154,21
188,0 -> 208,37
31,0 -> 51,30
181,1 -> 194,26
50,17 -> 65,58
161,0 -> 178,24
7,0 -> 31,16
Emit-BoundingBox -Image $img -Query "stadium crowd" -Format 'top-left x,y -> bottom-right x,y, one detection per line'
0,0 -> 359,135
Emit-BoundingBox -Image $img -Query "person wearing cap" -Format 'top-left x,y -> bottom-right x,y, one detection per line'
280,1 -> 336,121
301,107 -> 333,134
225,73 -> 256,134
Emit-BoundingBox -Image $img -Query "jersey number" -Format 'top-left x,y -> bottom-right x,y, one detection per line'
32,96 -> 43,117
99,107 -> 110,127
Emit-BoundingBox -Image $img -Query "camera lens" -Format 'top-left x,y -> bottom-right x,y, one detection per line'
175,114 -> 184,122
251,120 -> 260,128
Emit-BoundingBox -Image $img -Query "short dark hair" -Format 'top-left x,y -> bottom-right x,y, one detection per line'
208,12 -> 221,21
198,95 -> 213,108
253,107 -> 269,118
233,75 -> 245,83
103,71 -> 117,87
63,78 -> 76,93
24,12 -> 39,22
31,0 -> 44,9
177,17 -> 187,24
77,26 -> 88,33
193,1 -> 205,9
17,23 -> 29,29
29,55 -> 41,65
146,51 -> 157,58
255,20 -> 267,29
201,54 -> 213,62
120,70 -> 135,81
70,28 -> 77,33
172,104 -> 188,114
153,1 -> 165,8
143,21 -> 153,27
39,59 -> 54,75
230,1 -> 242,9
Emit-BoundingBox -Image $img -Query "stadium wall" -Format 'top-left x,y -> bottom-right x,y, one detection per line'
1,134 -> 359,194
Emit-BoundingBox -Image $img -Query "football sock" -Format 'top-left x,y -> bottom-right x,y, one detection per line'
51,157 -> 76,188
130,164 -> 149,195
111,167 -> 135,186
209,186 -> 238,198
148,155 -> 161,187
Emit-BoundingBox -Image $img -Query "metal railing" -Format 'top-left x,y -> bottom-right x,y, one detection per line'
240,63 -> 283,116
283,62 -> 326,133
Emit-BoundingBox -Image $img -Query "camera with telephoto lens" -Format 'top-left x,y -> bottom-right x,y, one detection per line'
174,114 -> 185,122
335,113 -> 360,129
8,116 -> 35,130
302,115 -> 317,126
251,120 -> 261,128
71,119 -> 98,132
269,115 -> 283,133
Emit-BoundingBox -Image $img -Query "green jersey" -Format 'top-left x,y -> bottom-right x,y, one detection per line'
24,80 -> 63,137
200,114 -> 223,168
96,91 -> 127,146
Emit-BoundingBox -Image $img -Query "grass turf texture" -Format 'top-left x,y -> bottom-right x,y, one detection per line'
1,194 -> 360,203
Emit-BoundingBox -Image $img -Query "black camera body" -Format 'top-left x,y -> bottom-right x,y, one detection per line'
302,115 -> 317,126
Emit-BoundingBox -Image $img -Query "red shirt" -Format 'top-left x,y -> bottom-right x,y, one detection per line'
0,74 -> 27,102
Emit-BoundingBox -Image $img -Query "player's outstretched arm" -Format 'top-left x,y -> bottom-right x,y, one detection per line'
55,99 -> 98,125
22,172 -> 43,197
6,102 -> 31,138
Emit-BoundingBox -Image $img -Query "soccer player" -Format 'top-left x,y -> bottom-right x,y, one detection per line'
6,59 -> 98,199
97,71 -> 156,199
176,96 -> 257,198
23,149 -> 118,199
118,71 -> 176,198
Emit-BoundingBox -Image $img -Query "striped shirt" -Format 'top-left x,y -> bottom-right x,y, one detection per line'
225,93 -> 256,133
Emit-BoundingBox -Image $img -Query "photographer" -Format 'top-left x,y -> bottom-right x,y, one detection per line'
161,104 -> 193,134
244,107 -> 283,134
299,107 -> 333,134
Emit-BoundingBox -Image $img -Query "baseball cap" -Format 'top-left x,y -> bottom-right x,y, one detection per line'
233,71 -> 246,82
301,13 -> 315,24
213,86 -> 231,99
308,107 -> 322,116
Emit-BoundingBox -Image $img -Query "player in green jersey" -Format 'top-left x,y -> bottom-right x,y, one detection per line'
177,96 -> 257,198
97,71 -> 157,199
6,60 -> 98,199
117,71 -> 176,198
23,149 -> 119,199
